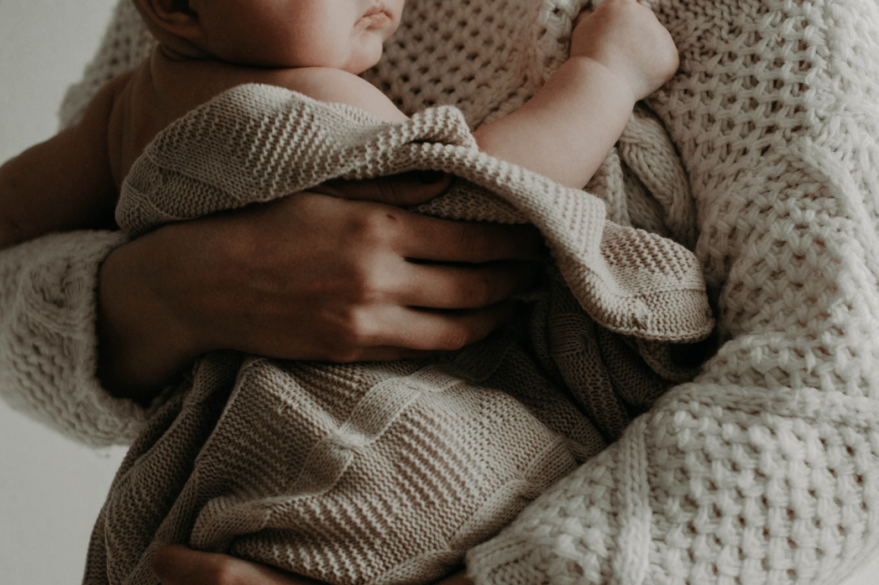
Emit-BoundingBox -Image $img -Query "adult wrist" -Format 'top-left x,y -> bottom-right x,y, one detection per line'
96,229 -> 202,403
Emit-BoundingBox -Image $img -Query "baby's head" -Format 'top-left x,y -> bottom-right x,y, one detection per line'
133,0 -> 405,74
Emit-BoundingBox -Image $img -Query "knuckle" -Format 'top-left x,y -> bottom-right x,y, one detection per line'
437,324 -> 471,352
349,208 -> 396,247
331,309 -> 375,357
461,275 -> 493,308
346,266 -> 383,305
204,558 -> 237,585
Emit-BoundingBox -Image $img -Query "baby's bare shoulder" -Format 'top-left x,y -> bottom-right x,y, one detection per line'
263,66 -> 372,96
82,68 -> 135,127
261,67 -> 408,122
152,54 -> 408,123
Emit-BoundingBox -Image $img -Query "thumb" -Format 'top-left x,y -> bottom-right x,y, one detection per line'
152,545 -> 218,584
152,544 -> 318,585
309,170 -> 451,206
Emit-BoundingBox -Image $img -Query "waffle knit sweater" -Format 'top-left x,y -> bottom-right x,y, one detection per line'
1,0 -> 879,584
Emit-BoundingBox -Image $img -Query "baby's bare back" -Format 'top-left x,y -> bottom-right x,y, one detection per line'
112,49 -> 407,187
0,49 -> 403,250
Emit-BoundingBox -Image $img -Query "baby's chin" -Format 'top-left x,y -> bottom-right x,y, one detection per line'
342,45 -> 386,75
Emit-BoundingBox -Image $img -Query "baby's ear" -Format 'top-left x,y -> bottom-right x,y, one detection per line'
136,0 -> 201,40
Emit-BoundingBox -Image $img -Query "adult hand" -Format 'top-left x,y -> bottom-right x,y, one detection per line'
152,545 -> 320,585
98,172 -> 542,402
152,545 -> 474,585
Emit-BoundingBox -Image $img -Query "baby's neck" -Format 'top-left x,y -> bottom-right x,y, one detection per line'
156,40 -> 215,64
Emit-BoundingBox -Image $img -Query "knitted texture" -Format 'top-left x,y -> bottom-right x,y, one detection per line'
84,82 -> 711,584
466,0 -> 879,584
1,0 -> 876,583
0,0 -> 155,448
0,230 -> 147,447
116,88 -> 711,340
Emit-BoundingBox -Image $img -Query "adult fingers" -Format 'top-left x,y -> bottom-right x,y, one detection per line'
295,188 -> 543,264
396,260 -> 541,309
395,302 -> 524,351
394,213 -> 544,263
359,301 -> 524,353
152,545 -> 323,585
312,171 -> 451,206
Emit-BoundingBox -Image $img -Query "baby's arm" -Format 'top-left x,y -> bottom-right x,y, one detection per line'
0,77 -> 121,250
473,0 -> 679,189
259,1 -> 675,193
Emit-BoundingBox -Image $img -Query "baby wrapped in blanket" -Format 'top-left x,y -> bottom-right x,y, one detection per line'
0,0 -> 714,583
2,0 -> 879,582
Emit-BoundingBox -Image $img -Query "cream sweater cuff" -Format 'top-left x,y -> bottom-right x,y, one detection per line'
0,229 -> 148,447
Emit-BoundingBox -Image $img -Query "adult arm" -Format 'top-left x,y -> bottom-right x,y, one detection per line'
466,0 -> 879,583
0,172 -> 540,443
0,75 -> 124,250
97,180 -> 541,402
1,0 -> 540,443
151,545 -> 474,585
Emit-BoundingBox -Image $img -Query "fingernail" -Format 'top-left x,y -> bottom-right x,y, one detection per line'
418,170 -> 445,184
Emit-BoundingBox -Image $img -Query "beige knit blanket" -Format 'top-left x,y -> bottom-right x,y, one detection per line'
73,0 -> 879,583
85,79 -> 713,584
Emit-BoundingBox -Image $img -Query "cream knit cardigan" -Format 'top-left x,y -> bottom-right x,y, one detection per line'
2,0 -> 879,583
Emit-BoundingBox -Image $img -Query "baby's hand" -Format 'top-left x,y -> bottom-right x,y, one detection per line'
570,0 -> 679,101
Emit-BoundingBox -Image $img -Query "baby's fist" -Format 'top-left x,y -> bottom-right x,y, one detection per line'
571,0 -> 679,101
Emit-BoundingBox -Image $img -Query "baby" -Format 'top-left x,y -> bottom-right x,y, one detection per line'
0,0 -> 678,249
1,0 -> 681,583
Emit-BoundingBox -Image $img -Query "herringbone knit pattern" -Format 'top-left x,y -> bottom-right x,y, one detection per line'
0,0 -> 877,583
83,74 -> 711,583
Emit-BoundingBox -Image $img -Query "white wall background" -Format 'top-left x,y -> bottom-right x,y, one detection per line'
1,0 -> 879,584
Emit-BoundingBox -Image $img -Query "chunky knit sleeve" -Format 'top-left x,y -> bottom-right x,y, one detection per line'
467,0 -> 879,583
0,0 -> 155,447
0,231 -> 149,446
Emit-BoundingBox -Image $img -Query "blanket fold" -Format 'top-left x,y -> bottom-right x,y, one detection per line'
118,90 -> 712,342
75,0 -> 879,583
86,79 -> 711,584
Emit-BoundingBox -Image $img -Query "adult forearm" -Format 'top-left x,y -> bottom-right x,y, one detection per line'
96,185 -> 542,402
96,231 -> 204,403
0,85 -> 119,252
